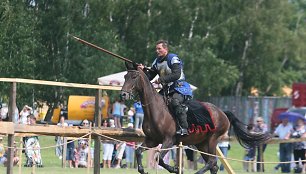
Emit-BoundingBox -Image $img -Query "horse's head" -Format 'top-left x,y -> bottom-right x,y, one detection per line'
121,62 -> 141,100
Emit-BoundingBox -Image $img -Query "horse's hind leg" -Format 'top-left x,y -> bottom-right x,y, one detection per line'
195,138 -> 219,174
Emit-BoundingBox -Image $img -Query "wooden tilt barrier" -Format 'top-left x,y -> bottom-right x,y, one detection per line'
0,122 -> 145,142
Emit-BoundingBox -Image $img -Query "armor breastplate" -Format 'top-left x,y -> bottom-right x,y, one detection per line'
152,54 -> 193,97
154,56 -> 186,87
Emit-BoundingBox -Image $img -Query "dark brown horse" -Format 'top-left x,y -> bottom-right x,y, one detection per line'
121,65 -> 271,174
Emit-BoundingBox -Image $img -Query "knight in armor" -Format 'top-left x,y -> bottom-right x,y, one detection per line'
138,40 -> 193,136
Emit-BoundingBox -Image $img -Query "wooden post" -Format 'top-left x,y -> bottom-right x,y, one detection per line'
93,89 -> 102,174
62,137 -> 67,168
87,124 -> 92,174
18,137 -> 23,174
258,145 -> 263,172
193,150 -> 197,170
178,142 -> 183,174
7,82 -> 16,174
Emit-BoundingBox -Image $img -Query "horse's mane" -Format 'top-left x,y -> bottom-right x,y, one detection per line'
137,68 -> 165,103
137,68 -> 158,96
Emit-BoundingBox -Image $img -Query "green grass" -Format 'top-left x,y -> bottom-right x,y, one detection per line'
0,136 -> 286,174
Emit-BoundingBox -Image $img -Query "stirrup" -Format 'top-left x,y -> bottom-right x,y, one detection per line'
176,128 -> 189,136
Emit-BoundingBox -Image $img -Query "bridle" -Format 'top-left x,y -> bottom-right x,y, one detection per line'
121,70 -> 139,100
121,70 -> 152,107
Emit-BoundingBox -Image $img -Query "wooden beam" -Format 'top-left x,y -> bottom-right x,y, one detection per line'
62,137 -> 67,168
0,122 -> 14,134
0,78 -> 121,90
0,122 -> 145,141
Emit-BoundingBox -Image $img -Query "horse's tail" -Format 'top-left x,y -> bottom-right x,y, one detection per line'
224,111 -> 272,148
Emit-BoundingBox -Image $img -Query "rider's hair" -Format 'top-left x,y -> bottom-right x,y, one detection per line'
156,40 -> 169,49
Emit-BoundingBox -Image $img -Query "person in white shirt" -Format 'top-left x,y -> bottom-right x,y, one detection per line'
274,118 -> 293,173
55,116 -> 68,159
77,140 -> 89,168
19,105 -> 32,124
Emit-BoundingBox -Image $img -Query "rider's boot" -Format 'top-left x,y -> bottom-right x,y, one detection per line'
175,105 -> 189,136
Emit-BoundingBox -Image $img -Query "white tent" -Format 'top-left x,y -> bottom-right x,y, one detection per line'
98,71 -> 197,91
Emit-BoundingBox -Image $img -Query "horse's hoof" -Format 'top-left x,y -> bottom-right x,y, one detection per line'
138,167 -> 146,174
173,166 -> 179,174
211,165 -> 219,174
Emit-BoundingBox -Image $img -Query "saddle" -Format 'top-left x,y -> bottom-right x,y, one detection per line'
184,100 -> 216,133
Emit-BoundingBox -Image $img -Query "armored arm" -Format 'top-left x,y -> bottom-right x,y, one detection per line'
159,63 -> 181,83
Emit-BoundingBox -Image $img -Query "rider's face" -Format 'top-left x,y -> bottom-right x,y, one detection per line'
156,43 -> 168,57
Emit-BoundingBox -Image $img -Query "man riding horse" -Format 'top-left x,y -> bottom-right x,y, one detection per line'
138,40 -> 193,136
73,36 -> 272,174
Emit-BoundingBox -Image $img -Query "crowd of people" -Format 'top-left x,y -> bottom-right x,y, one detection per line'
237,116 -> 306,174
0,104 -> 43,168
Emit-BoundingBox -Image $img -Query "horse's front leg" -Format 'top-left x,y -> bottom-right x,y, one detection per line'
136,140 -> 157,174
157,138 -> 178,174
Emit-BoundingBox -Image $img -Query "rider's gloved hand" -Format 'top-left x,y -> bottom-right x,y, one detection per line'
153,78 -> 161,84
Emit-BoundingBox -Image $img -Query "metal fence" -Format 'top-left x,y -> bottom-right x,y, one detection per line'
207,96 -> 292,130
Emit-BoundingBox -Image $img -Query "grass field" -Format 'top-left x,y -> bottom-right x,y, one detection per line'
0,136 -> 288,174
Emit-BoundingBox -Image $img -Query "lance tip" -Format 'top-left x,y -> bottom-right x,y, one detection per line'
70,34 -> 80,40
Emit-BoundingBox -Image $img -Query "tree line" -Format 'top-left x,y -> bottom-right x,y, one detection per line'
0,0 -> 305,107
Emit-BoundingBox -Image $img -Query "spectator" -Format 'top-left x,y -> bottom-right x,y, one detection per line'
217,131 -> 230,171
125,123 -> 135,168
169,148 -> 177,166
73,147 -> 80,168
112,98 -> 122,128
77,140 -> 89,168
290,118 -> 306,173
274,118 -> 293,173
81,119 -> 90,127
0,141 -> 19,167
81,119 -> 94,168
133,100 -> 144,129
89,140 -> 94,168
119,100 -> 127,127
102,119 -> 115,168
127,108 -> 135,124
109,119 -> 115,128
0,136 -> 5,163
24,115 -> 43,167
114,142 -> 126,168
55,116 -> 68,159
66,124 -> 75,168
243,124 -> 256,172
0,103 -> 17,122
254,117 -> 268,172
19,105 -> 32,124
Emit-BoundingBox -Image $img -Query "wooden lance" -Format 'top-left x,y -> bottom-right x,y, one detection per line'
71,35 -> 137,65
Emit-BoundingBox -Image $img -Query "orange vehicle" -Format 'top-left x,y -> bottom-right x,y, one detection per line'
50,95 -> 109,124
